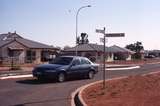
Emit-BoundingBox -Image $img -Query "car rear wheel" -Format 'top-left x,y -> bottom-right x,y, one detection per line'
58,73 -> 65,82
37,76 -> 42,80
88,71 -> 94,79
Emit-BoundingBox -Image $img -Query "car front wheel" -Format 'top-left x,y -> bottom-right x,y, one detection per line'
88,71 -> 94,79
58,73 -> 65,82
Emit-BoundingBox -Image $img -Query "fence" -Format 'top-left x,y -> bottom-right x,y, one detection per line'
0,56 -> 49,68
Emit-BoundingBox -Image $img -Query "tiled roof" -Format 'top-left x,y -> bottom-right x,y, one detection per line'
64,43 -> 109,52
0,40 -> 12,47
16,38 -> 55,49
110,45 -> 135,54
63,44 -> 98,52
0,34 -> 8,41
64,44 -> 135,53
0,32 -> 22,41
0,32 -> 58,49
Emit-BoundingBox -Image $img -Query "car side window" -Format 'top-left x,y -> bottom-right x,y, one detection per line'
72,59 -> 81,66
81,58 -> 91,65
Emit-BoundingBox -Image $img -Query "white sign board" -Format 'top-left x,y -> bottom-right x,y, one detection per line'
100,38 -> 104,43
100,38 -> 107,43
96,29 -> 105,34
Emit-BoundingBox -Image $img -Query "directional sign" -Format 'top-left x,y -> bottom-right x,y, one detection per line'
100,37 -> 104,43
100,37 -> 107,43
105,33 -> 125,37
96,29 -> 105,34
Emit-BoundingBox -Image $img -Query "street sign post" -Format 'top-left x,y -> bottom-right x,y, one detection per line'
96,27 -> 125,90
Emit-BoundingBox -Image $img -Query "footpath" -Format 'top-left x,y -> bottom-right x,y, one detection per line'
0,67 -> 33,78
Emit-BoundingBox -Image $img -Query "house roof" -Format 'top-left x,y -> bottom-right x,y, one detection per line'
0,32 -> 58,50
0,32 -> 22,41
64,43 -> 108,52
64,43 -> 135,54
15,38 -> 55,49
0,40 -> 12,47
8,47 -> 24,50
110,45 -> 135,54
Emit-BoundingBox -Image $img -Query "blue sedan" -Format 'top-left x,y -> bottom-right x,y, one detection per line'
32,56 -> 99,82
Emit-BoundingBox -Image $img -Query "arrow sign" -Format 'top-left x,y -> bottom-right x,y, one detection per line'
100,37 -> 104,43
96,29 -> 105,34
100,37 -> 108,43
105,33 -> 125,37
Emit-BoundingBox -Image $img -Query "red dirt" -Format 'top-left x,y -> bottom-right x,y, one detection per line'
82,72 -> 160,106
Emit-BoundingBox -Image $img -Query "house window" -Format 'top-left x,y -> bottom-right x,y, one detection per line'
41,50 -> 50,62
8,49 -> 20,57
8,49 -> 14,57
26,50 -> 36,63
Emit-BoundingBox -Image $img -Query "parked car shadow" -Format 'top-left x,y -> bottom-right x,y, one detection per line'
16,77 -> 89,85
16,78 -> 58,85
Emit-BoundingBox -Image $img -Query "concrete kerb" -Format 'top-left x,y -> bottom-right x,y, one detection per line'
146,61 -> 160,65
142,71 -> 160,76
105,61 -> 160,68
106,65 -> 140,71
71,86 -> 84,106
73,71 -> 160,106
0,74 -> 33,80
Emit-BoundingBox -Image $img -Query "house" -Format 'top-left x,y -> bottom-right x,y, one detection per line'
110,45 -> 135,61
62,43 -> 135,62
0,32 -> 59,64
144,50 -> 160,58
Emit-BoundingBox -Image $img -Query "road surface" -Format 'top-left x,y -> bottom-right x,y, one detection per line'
0,63 -> 160,106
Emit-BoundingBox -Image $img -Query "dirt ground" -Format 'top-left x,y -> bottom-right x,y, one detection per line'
82,72 -> 160,106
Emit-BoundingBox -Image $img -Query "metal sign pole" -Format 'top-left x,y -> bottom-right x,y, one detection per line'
103,27 -> 106,90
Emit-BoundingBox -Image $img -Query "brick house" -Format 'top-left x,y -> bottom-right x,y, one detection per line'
0,32 -> 59,64
62,43 -> 135,62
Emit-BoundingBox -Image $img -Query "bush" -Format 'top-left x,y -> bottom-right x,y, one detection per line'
10,65 -> 21,70
132,53 -> 142,59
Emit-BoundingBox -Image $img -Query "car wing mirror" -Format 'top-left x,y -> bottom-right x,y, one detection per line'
71,62 -> 76,67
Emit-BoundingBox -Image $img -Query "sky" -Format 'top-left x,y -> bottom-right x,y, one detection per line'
1,0 -> 160,50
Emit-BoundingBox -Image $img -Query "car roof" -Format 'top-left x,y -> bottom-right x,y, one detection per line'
59,56 -> 87,59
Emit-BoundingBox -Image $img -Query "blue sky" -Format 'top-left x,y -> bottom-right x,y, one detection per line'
1,0 -> 160,50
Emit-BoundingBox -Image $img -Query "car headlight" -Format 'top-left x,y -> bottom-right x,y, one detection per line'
60,69 -> 65,71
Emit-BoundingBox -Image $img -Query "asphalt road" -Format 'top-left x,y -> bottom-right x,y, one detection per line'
0,63 -> 160,106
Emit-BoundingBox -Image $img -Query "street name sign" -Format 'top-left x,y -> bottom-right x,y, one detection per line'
96,29 -> 105,34
105,33 -> 125,37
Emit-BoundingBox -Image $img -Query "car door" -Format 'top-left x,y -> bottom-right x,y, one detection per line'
79,58 -> 91,76
68,58 -> 82,78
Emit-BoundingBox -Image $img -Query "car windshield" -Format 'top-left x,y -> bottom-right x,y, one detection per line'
50,57 -> 73,65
